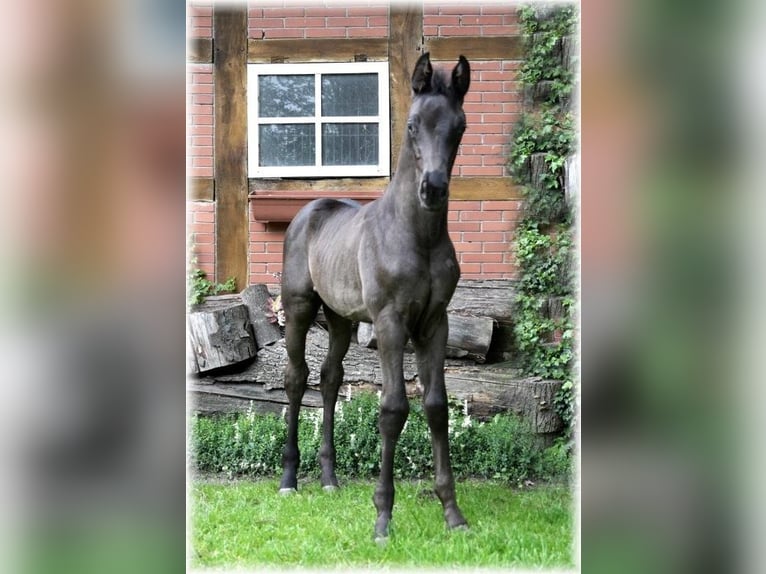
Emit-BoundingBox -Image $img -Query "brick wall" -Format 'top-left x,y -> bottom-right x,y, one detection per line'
248,2 -> 389,39
188,201 -> 215,279
188,2 -> 212,39
423,4 -> 519,37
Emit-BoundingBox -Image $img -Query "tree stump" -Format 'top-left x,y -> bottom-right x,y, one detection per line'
356,314 -> 494,363
240,284 -> 282,348
188,303 -> 256,374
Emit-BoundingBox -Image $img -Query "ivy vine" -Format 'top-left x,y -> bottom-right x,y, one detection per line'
511,5 -> 578,433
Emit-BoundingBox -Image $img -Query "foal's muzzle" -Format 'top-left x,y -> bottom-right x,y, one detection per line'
419,171 -> 449,211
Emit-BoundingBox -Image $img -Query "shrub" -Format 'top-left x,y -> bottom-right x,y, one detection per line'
189,393 -> 571,485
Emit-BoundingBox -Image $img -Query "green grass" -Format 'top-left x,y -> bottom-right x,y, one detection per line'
190,477 -> 574,569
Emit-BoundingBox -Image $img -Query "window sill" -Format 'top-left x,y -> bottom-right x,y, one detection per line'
249,190 -> 382,222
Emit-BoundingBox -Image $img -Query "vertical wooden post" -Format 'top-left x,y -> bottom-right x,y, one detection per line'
213,6 -> 248,287
389,3 -> 423,173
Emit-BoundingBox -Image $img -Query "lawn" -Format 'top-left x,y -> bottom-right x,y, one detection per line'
189,477 -> 574,570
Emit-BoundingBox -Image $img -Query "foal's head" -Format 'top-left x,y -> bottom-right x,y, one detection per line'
407,52 -> 471,211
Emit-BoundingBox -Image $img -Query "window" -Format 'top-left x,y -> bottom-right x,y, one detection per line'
248,62 -> 390,178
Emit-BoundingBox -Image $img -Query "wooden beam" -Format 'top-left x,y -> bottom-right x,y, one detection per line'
424,36 -> 524,61
248,38 -> 388,63
388,4 -> 423,172
249,177 -> 389,194
188,177 -> 214,201
214,6 -> 248,288
188,38 -> 213,63
450,177 -> 523,200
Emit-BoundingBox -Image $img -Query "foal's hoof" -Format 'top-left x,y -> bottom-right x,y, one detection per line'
322,484 -> 339,492
278,487 -> 297,496
450,523 -> 470,532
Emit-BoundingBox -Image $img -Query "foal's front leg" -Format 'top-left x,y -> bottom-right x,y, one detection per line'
414,313 -> 468,530
372,310 -> 409,541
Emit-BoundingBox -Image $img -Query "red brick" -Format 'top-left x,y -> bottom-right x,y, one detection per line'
251,18 -> 286,28
424,15 -> 460,26
461,252 -> 503,263
481,25 -> 519,36
192,157 -> 213,168
326,16 -> 367,27
188,222 -> 213,234
366,16 -> 389,27
266,242 -> 284,253
263,8 -> 305,18
481,220 -> 514,232
193,232 -> 214,244
190,84 -> 213,94
466,60 -> 502,72
449,222 -> 481,231
305,27 -> 347,38
482,242 -> 510,253
192,94 -> 213,105
438,26 -> 482,36
457,263 -> 481,274
482,263 -> 514,274
193,115 -> 213,126
265,29 -> 304,39
348,27 -> 388,38
460,166 -> 503,176
438,5 -> 481,15
454,242 -> 483,253
194,211 -> 215,223
191,74 -> 213,85
482,200 -> 521,211
423,26 -> 438,36
352,6 -> 388,16
191,136 -> 213,147
480,70 -> 516,82
454,155 -> 482,166
451,201 -> 481,210
189,105 -> 212,116
481,6 -> 517,15
250,253 -> 283,264
190,126 -> 213,136
188,167 -> 213,177
285,17 -> 325,27
463,231 -> 504,243
460,210 -> 500,221
250,230 -> 287,242
304,7 -> 346,17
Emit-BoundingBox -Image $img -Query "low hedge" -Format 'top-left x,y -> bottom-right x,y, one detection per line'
190,392 -> 571,485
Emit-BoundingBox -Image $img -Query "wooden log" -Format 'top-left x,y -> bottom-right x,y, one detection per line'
188,303 -> 256,374
240,284 -> 282,348
189,325 -> 562,434
443,367 -> 563,434
447,279 -> 517,323
356,314 -> 494,362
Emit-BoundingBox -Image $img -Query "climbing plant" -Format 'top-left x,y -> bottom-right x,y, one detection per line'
511,5 -> 578,434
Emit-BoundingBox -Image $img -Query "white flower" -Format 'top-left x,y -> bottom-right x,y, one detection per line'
461,415 -> 472,428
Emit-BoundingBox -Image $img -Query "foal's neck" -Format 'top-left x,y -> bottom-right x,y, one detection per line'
385,140 -> 450,246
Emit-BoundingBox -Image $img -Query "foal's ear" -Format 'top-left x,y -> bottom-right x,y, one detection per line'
412,52 -> 433,95
451,55 -> 471,102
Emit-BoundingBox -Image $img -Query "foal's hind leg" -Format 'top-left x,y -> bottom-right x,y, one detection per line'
318,305 -> 352,490
279,294 -> 320,493
413,313 -> 468,530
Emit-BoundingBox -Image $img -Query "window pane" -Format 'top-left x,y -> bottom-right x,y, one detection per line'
322,123 -> 378,166
259,124 -> 315,166
321,74 -> 378,116
258,75 -> 314,117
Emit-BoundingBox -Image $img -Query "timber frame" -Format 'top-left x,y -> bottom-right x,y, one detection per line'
188,5 -> 523,285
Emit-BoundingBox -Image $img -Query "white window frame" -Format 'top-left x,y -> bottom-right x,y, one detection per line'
248,61 -> 390,178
